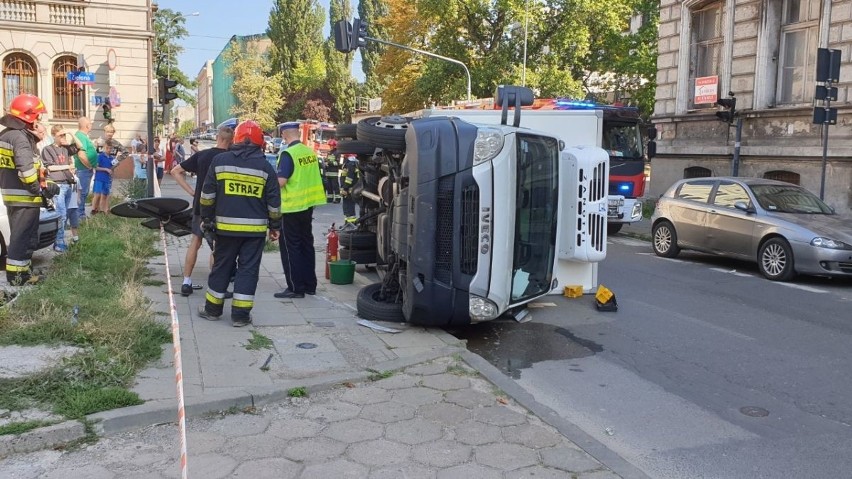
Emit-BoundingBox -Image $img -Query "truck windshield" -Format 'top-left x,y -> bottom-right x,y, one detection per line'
511,134 -> 559,303
602,122 -> 643,159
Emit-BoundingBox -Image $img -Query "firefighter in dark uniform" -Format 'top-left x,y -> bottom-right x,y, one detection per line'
273,122 -> 327,299
340,153 -> 360,226
0,94 -> 59,285
324,153 -> 340,203
197,120 -> 281,327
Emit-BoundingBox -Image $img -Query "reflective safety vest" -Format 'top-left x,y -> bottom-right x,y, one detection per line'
198,146 -> 282,237
0,126 -> 42,208
278,142 -> 326,213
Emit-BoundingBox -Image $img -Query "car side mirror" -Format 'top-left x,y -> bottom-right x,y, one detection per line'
734,201 -> 754,213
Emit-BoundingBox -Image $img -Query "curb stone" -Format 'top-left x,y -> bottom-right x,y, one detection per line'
0,420 -> 86,458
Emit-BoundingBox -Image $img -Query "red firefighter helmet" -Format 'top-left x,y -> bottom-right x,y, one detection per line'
234,120 -> 264,147
8,94 -> 47,124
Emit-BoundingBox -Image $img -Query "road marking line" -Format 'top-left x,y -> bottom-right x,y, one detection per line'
609,237 -> 647,247
709,267 -> 753,278
775,283 -> 828,294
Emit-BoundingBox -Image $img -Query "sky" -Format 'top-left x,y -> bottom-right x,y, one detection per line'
158,0 -> 365,86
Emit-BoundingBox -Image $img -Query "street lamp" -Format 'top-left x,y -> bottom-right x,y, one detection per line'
167,11 -> 199,79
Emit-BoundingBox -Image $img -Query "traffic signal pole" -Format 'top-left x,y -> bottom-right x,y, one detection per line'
147,97 -> 155,198
732,116 -> 742,177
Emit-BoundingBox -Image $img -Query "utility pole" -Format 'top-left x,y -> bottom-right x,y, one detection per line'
813,48 -> 840,200
715,93 -> 739,176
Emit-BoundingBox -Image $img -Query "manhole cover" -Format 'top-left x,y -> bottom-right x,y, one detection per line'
739,406 -> 769,417
296,343 -> 317,349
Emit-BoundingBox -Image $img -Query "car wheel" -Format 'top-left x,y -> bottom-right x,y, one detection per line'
357,283 -> 404,322
652,221 -> 680,258
337,140 -> 377,156
758,237 -> 796,281
356,116 -> 409,152
607,223 -> 623,236
336,123 -> 358,140
339,230 -> 377,249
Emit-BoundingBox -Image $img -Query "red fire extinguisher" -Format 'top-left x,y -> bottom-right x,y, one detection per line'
325,223 -> 339,280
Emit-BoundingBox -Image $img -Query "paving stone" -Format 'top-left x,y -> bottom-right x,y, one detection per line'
266,417 -> 325,440
474,406 -> 528,427
502,424 -> 563,449
540,445 -> 603,473
322,418 -> 384,443
444,389 -> 497,409
224,433 -> 289,460
370,464 -> 436,479
339,385 -> 392,405
391,387 -> 444,407
385,418 -> 444,445
121,473 -> 166,479
347,438 -> 411,467
301,458 -> 368,479
359,401 -> 416,423
231,457 -> 300,478
208,413 -> 271,437
372,373 -> 419,390
282,436 -> 347,462
411,440 -> 472,468
578,471 -> 620,479
475,443 -> 539,471
127,451 -> 171,467
453,420 -> 503,446
176,453 -> 237,479
505,466 -> 573,478
185,431 -> 226,455
420,373 -> 471,391
437,463 -> 502,479
42,465 -> 116,479
418,403 -> 472,425
405,362 -> 449,376
305,401 -> 362,422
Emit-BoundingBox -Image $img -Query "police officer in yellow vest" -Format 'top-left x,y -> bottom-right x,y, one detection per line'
0,94 -> 59,285
273,122 -> 327,299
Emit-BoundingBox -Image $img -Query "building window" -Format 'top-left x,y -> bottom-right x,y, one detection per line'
2,53 -> 38,110
689,2 -> 724,109
52,56 -> 85,120
763,170 -> 801,185
777,0 -> 820,105
684,166 -> 712,178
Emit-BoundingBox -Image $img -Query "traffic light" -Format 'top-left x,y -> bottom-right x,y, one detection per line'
350,18 -> 368,50
715,94 -> 736,124
158,77 -> 178,105
102,98 -> 113,123
333,20 -> 353,53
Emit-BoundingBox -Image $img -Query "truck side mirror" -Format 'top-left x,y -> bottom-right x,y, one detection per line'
647,126 -> 658,140
647,141 -> 656,159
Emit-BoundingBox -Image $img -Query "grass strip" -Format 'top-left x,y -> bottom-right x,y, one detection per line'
0,214 -> 170,419
0,419 -> 56,436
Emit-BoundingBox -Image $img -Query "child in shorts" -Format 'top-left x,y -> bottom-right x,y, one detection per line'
92,142 -> 115,215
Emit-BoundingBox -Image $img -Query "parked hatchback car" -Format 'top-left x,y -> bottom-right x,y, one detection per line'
651,177 -> 852,281
0,197 -> 61,269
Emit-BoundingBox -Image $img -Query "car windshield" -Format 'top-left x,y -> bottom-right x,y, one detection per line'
511,133 -> 559,303
750,184 -> 834,214
601,122 -> 643,159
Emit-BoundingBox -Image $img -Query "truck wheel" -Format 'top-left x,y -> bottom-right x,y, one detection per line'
336,123 -> 357,140
339,246 -> 377,264
337,140 -> 376,156
357,116 -> 409,152
357,283 -> 404,322
339,230 -> 377,249
607,224 -> 623,235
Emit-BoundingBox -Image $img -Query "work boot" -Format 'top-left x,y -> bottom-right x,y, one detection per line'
7,273 -> 42,286
232,315 -> 252,328
197,305 -> 221,321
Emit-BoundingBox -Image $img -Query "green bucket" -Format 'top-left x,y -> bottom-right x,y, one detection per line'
329,260 -> 357,285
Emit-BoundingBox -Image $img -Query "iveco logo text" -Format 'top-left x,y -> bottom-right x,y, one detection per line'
480,207 -> 491,254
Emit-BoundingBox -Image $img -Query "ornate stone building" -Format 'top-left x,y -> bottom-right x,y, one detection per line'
1,0 -> 154,153
652,0 -> 852,212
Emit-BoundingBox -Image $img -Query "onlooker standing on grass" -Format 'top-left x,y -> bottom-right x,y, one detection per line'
42,125 -> 82,251
170,126 -> 234,296
132,142 -> 147,196
92,142 -> 115,215
153,138 -> 165,184
73,117 -> 97,220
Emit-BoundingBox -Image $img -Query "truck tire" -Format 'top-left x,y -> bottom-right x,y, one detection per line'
336,123 -> 358,140
337,140 -> 376,156
339,230 -> 377,249
339,246 -> 377,264
356,116 -> 409,152
357,283 -> 404,322
607,224 -> 623,235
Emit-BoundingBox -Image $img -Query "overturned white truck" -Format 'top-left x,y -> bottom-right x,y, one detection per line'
336,86 -> 609,327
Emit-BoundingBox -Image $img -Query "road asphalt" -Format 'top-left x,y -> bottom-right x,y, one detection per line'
0,176 -> 637,478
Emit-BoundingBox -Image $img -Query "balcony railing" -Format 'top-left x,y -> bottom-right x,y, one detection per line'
0,1 -> 36,22
49,3 -> 85,25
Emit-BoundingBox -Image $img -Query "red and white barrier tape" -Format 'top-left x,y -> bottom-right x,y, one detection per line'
159,225 -> 188,479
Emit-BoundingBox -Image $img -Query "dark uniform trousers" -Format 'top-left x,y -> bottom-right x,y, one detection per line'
205,235 -> 265,320
279,207 -> 317,294
6,206 -> 40,281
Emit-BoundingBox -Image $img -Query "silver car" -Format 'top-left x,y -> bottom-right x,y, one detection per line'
651,177 -> 852,281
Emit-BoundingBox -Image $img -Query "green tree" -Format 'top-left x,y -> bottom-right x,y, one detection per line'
267,0 -> 326,93
358,0 -> 389,99
325,0 -> 356,122
224,41 -> 285,131
375,0 -> 430,113
153,8 -> 196,105
177,120 -> 195,138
